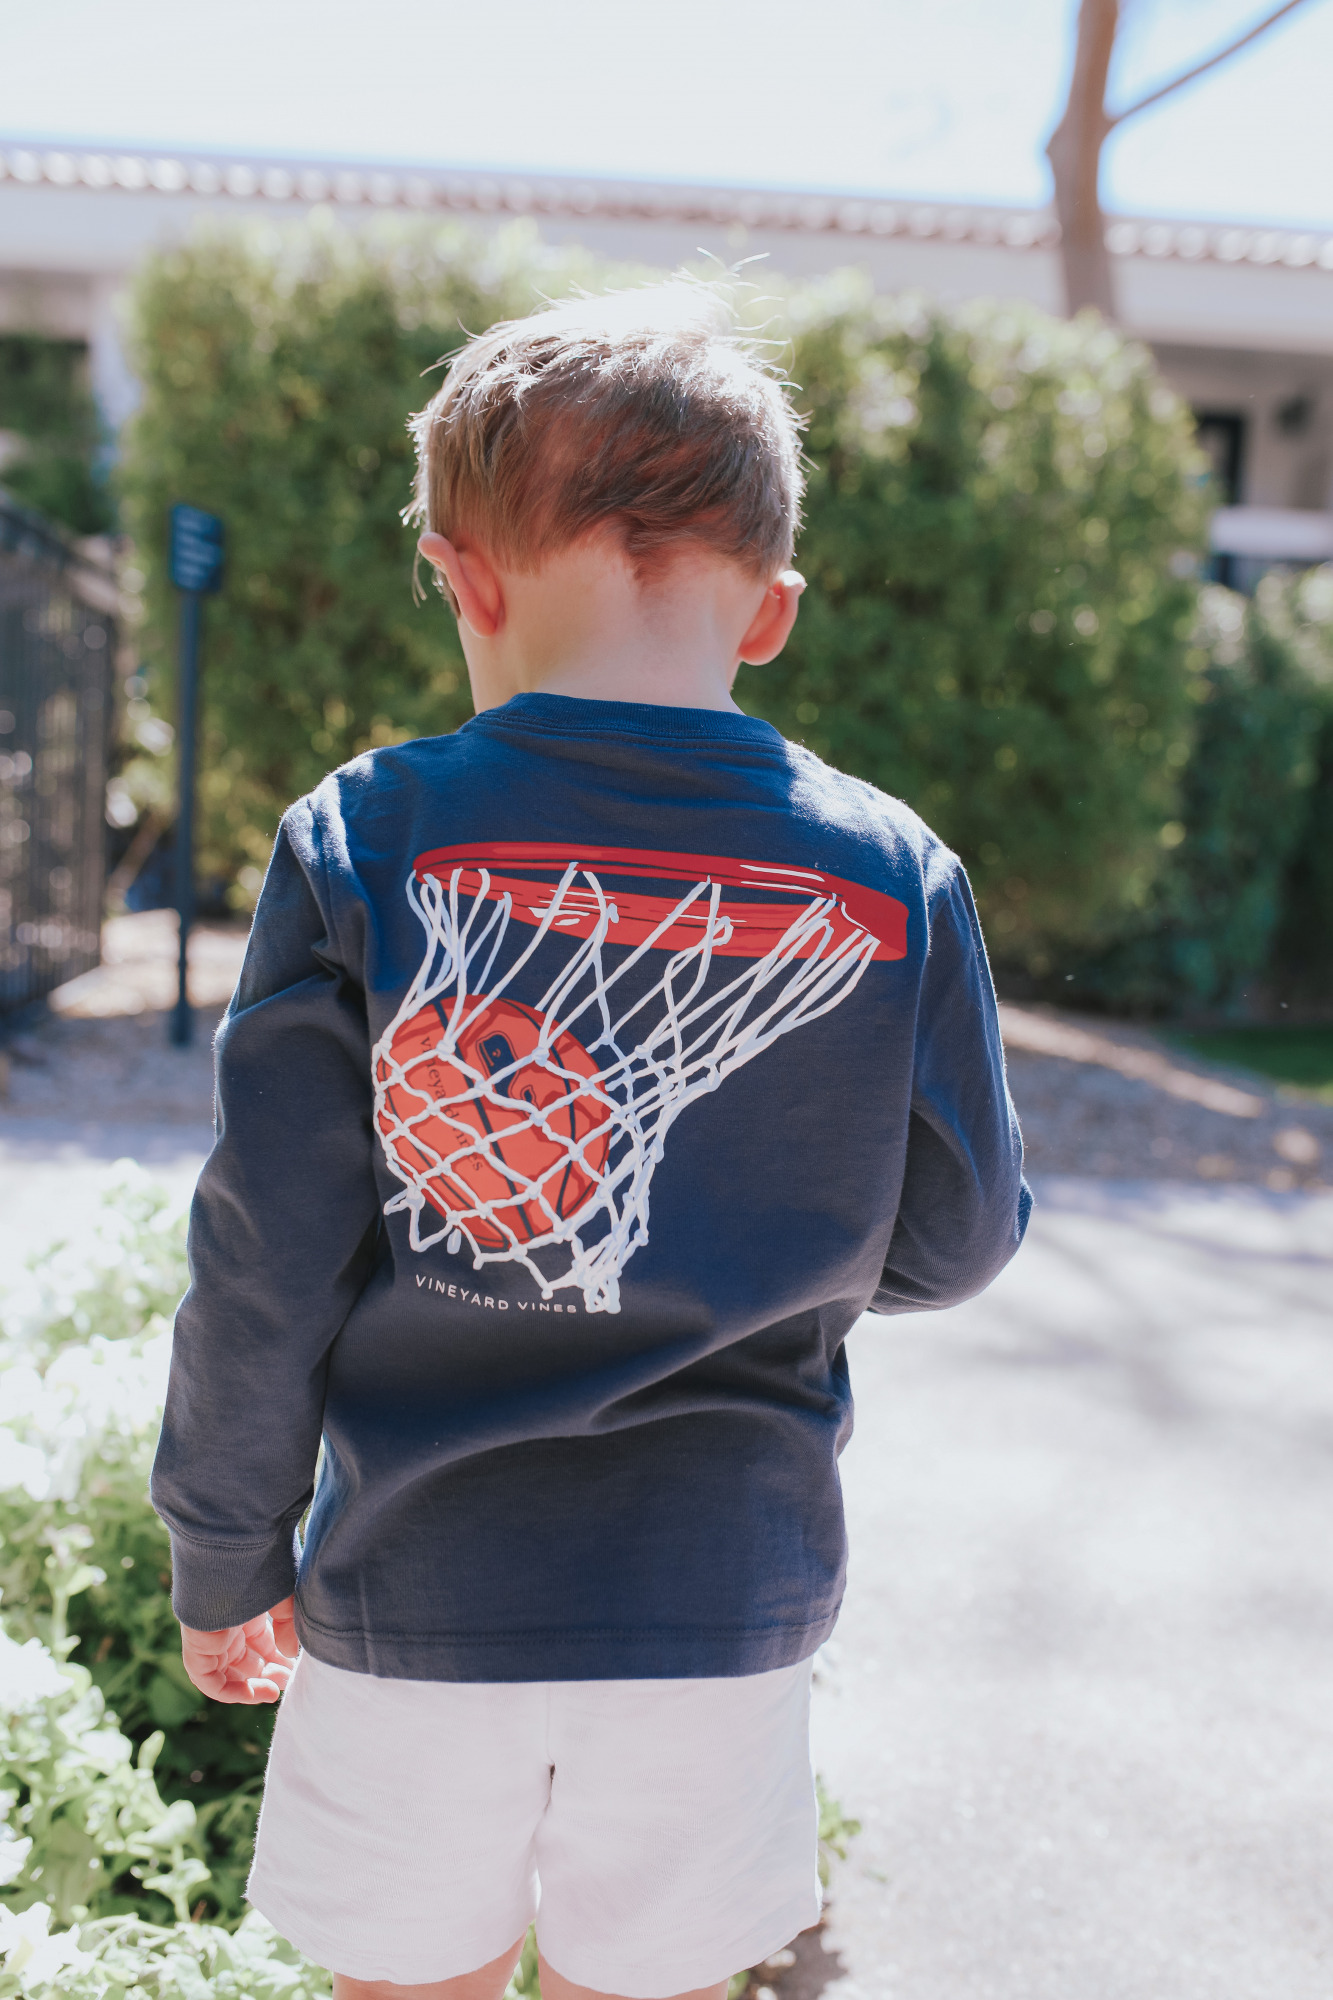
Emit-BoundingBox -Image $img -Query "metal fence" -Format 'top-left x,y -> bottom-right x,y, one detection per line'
0,492 -> 116,1014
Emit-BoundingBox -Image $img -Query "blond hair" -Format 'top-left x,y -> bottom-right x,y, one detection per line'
407,282 -> 803,585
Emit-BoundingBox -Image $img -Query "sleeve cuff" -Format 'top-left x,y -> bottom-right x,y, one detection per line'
167,1522 -> 301,1632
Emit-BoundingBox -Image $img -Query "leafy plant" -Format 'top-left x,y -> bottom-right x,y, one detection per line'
109,223 -> 1332,1006
1081,571 -> 1331,1012
116,219 -> 622,906
0,1902 -> 329,2000
0,335 -> 115,538
0,1623 -> 206,1931
0,1591 -> 332,1997
1271,566 -> 1333,1007
0,1172 -> 270,1926
815,1776 -> 861,1887
117,233 -> 1206,969
742,278 -> 1208,973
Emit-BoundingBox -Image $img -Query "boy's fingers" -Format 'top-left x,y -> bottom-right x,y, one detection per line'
181,1628 -> 234,1657
249,1655 -> 293,1685
236,1672 -> 285,1702
179,1604 -> 299,1705
270,1598 -> 298,1659
187,1664 -> 284,1704
182,1646 -> 231,1680
184,1663 -> 231,1697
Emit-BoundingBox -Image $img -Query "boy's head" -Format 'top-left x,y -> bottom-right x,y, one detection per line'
407,282 -> 804,589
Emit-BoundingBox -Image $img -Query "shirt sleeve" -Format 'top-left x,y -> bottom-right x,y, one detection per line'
869,862 -> 1032,1315
149,794 -> 382,1630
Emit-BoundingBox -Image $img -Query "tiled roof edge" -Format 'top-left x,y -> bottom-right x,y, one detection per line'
2,145 -> 1332,271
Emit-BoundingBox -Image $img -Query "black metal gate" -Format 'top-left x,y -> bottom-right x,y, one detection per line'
0,494 -> 115,1014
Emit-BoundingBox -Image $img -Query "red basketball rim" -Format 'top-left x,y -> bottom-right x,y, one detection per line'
413,841 -> 908,963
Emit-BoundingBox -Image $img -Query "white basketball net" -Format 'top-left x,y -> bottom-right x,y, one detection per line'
372,861 -> 880,1314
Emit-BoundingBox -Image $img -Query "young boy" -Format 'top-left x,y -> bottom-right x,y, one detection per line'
152,283 -> 1030,2000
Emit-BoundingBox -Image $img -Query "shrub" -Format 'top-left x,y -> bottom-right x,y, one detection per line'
1081,571 -> 1331,1012
0,1174 -> 270,1928
1272,567 -> 1333,1007
0,1614 -> 329,1995
128,230 -> 1320,1008
119,235 -> 1206,964
740,278 -> 1208,971
0,336 -> 115,538
116,220 -> 623,905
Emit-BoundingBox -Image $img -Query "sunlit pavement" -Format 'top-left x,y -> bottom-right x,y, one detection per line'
3,1142 -> 1332,1998
812,1174 -> 1333,2000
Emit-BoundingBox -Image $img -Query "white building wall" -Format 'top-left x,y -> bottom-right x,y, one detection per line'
3,151 -> 1333,531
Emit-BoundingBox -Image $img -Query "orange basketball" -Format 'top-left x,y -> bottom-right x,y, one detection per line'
375,995 -> 608,1250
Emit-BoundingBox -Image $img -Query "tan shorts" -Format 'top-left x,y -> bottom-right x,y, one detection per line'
247,1651 -> 821,1996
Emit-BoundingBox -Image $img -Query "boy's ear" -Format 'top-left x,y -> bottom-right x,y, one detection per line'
737,569 -> 806,667
417,532 -> 504,638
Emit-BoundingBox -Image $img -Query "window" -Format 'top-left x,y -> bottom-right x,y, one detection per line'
1192,411 -> 1245,506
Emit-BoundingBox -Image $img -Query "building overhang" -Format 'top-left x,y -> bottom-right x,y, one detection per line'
2,141 -> 1331,274
2,144 -> 1332,363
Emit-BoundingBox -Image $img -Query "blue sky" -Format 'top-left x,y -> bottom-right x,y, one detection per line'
2,0 -> 1331,228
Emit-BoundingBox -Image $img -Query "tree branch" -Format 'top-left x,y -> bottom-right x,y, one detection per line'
1046,0 -> 1120,316
1107,0 -> 1313,127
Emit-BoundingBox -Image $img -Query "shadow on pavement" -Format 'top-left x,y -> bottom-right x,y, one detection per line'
738,1919 -> 849,2000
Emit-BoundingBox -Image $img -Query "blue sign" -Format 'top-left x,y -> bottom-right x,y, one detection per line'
168,504 -> 225,594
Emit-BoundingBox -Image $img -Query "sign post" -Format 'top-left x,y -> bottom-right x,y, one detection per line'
167,505 -> 224,1047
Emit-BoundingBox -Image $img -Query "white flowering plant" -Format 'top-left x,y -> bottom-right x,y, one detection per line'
0,1173 -> 544,1996
0,1614 -> 329,1997
0,1170 -> 851,1998
0,1171 -> 273,1931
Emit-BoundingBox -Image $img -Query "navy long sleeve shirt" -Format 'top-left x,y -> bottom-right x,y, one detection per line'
151,693 -> 1030,1680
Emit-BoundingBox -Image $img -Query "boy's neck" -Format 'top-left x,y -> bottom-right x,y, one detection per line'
462,539 -> 761,716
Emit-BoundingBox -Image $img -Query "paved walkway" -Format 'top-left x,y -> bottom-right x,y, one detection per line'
809,1175 -> 1333,2000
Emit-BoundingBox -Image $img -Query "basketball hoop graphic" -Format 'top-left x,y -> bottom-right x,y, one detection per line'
372,843 -> 907,1314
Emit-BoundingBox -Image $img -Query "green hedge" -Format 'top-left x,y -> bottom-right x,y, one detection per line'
0,335 -> 115,538
1080,569 -> 1333,1012
753,280 -> 1207,970
116,223 -> 1333,1008
117,228 -> 1206,945
118,222 -> 620,901
1272,569 -> 1333,1006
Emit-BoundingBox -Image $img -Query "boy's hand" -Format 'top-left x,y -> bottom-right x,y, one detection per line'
180,1597 -> 298,1704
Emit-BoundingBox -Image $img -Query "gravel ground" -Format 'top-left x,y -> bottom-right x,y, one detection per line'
0,910 -> 237,1132
999,1006 -> 1331,1194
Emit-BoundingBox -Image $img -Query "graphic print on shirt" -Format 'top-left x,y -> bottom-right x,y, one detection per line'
372,843 -> 908,1314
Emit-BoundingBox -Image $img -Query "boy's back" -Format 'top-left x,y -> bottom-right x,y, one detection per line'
154,691 -> 1026,1679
